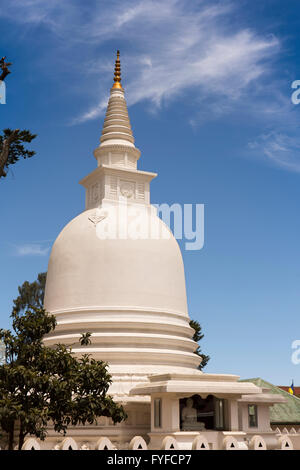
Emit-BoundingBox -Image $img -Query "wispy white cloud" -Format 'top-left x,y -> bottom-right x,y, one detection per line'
249,131 -> 300,173
0,0 -> 280,124
73,2 -> 280,123
244,81 -> 300,173
12,241 -> 51,257
3,0 -> 300,174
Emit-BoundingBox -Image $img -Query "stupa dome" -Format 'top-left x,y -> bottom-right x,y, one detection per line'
44,208 -> 188,316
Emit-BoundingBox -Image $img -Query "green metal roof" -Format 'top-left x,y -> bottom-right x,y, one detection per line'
240,378 -> 300,425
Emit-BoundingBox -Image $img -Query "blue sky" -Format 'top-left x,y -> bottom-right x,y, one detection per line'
1,0 -> 300,385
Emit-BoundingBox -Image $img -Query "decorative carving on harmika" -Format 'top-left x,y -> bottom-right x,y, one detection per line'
120,181 -> 135,198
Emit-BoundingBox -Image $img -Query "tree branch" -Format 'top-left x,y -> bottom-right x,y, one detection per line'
0,57 -> 12,82
0,129 -> 19,178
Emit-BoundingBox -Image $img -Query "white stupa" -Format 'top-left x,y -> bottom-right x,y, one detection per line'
44,50 -> 199,378
42,52 -> 287,451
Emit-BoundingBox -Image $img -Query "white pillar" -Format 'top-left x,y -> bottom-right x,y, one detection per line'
162,396 -> 180,433
227,399 -> 239,431
151,395 -> 180,433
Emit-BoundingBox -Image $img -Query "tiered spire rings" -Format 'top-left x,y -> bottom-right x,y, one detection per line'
112,50 -> 123,90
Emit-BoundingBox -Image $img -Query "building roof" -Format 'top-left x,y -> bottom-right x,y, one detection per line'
241,378 -> 300,424
130,372 -> 262,397
278,386 -> 300,397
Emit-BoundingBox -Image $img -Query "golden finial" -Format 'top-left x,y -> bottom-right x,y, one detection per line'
112,50 -> 123,90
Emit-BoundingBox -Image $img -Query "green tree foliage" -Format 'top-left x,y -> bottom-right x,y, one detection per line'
190,319 -> 210,370
13,272 -> 46,314
0,128 -> 37,179
0,58 -> 37,179
0,276 -> 126,450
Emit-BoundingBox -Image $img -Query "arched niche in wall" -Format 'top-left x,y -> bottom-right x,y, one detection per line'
21,438 -> 41,450
192,435 -> 210,450
161,436 -> 178,450
277,435 -> 293,450
129,436 -> 147,450
60,437 -> 78,450
249,435 -> 267,450
95,437 -> 115,450
222,436 -> 239,450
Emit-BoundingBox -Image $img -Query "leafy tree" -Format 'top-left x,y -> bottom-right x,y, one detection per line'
0,278 -> 126,450
190,319 -> 210,370
0,58 -> 37,179
0,128 -> 37,179
13,272 -> 46,314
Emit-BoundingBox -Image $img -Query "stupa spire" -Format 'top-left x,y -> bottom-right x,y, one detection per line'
96,50 -> 137,151
112,50 -> 123,90
82,50 -> 156,209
